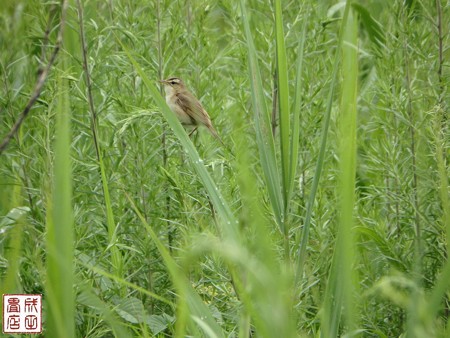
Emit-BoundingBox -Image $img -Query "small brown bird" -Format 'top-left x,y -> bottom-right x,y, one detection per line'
160,77 -> 223,144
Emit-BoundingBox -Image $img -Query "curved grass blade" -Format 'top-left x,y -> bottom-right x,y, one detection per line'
46,52 -> 75,338
117,37 -> 238,241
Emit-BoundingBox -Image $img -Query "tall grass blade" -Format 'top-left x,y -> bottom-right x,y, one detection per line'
274,0 -> 290,216
230,92 -> 296,336
322,5 -> 358,337
295,2 -> 351,281
239,0 -> 284,230
46,52 -> 75,338
289,17 -> 307,212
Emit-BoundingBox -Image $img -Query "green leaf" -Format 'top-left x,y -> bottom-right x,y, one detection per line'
145,314 -> 174,335
115,297 -> 146,324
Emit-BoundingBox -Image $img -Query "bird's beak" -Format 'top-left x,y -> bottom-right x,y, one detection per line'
159,79 -> 167,84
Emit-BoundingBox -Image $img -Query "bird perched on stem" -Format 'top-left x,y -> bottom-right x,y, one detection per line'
159,77 -> 224,145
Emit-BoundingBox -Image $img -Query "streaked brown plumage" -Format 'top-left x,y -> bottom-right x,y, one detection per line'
160,77 -> 223,144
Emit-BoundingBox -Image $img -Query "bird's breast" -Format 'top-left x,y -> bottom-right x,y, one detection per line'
166,94 -> 195,126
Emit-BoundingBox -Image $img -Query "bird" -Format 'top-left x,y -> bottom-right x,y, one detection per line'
159,77 -> 224,145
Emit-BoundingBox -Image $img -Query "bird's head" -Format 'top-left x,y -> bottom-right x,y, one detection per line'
160,77 -> 185,90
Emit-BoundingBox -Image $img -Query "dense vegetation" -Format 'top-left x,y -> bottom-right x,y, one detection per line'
0,0 -> 448,337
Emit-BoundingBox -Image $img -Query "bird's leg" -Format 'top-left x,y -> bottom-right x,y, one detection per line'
188,127 -> 198,137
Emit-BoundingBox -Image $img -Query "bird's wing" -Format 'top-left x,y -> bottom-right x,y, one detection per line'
175,91 -> 212,127
175,91 -> 224,145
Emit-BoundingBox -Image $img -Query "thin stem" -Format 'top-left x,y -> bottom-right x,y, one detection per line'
271,69 -> 278,137
77,0 -> 100,161
0,1 -> 67,155
77,0 -> 124,287
156,0 -> 173,253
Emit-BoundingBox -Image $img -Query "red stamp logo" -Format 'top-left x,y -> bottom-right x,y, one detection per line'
2,294 -> 42,334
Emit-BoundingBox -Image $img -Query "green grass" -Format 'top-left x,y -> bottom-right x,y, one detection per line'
0,1 -> 449,337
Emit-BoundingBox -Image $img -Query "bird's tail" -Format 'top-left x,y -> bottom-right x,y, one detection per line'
208,125 -> 225,146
